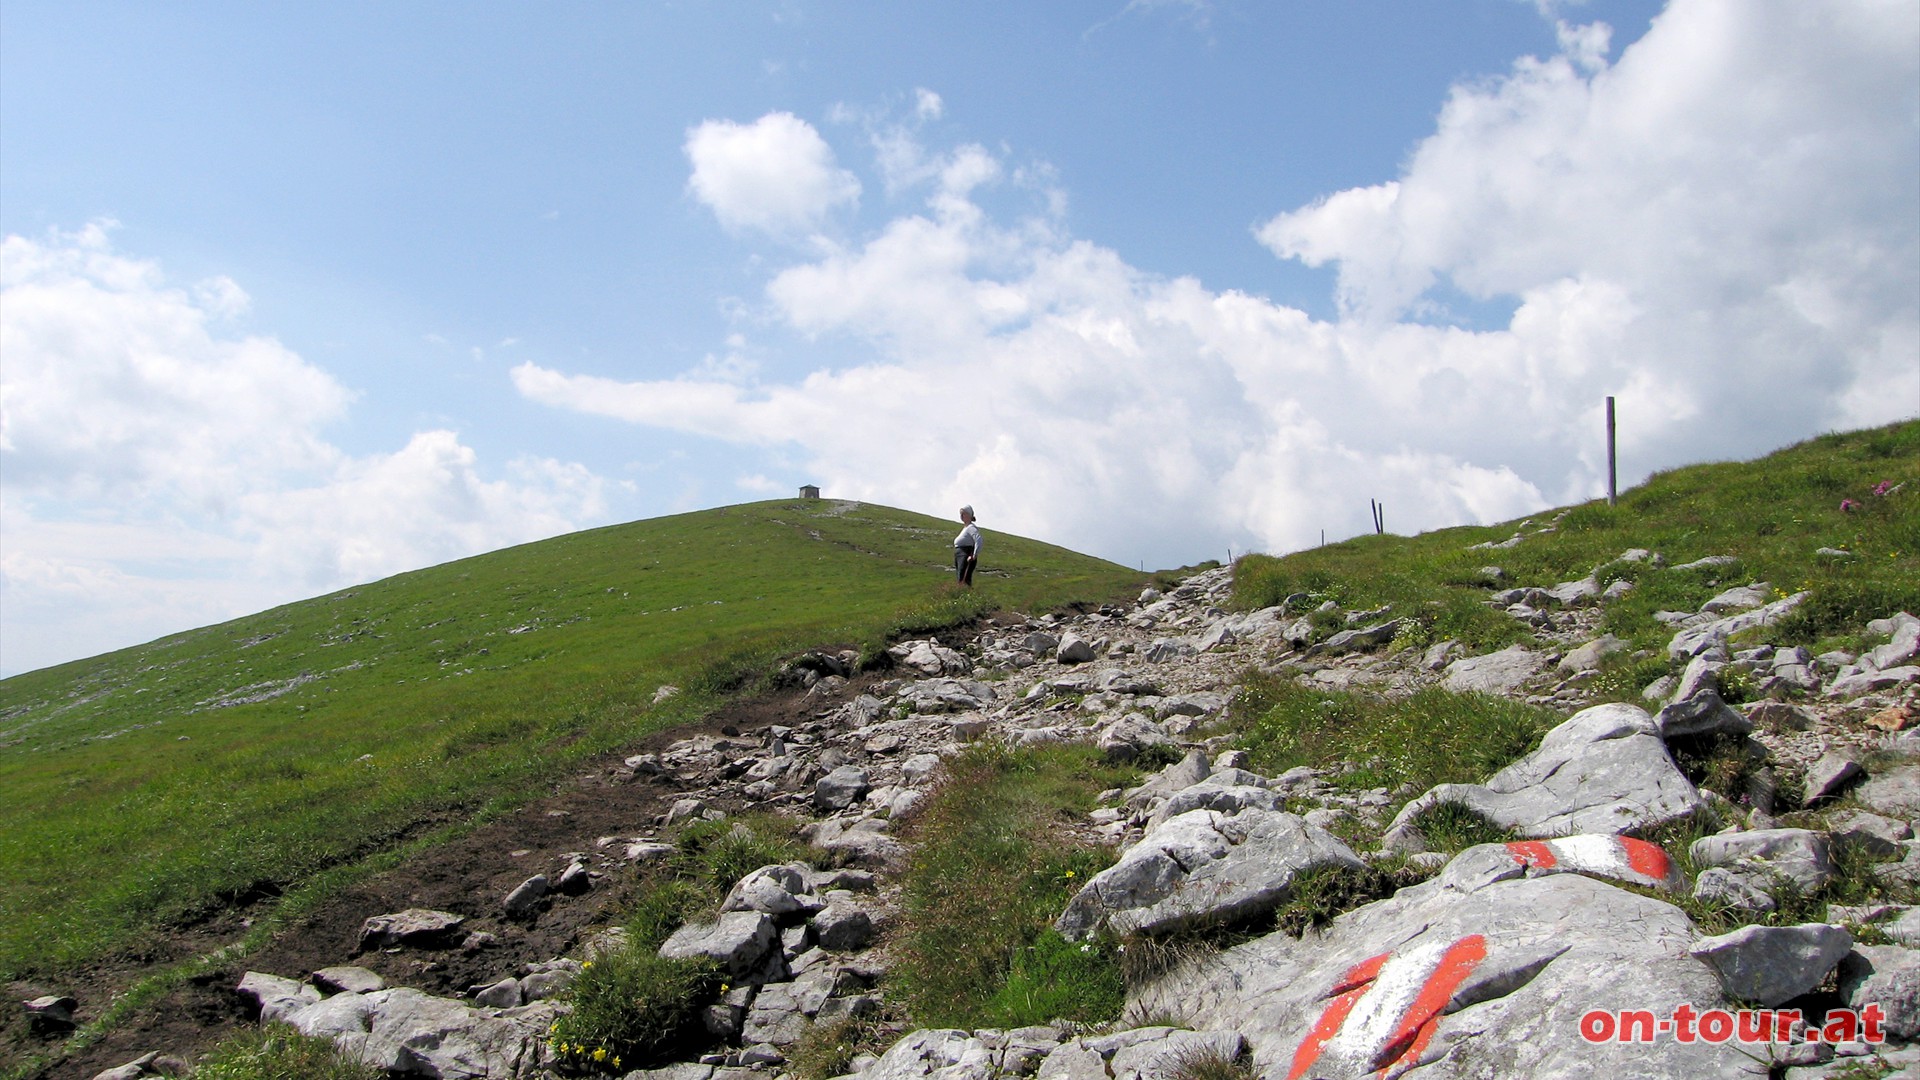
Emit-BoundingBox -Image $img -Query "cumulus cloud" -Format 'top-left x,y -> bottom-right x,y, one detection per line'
0,225 -> 607,675
685,112 -> 861,236
1257,0 -> 1918,459
522,0 -> 1916,573
1,223 -> 351,510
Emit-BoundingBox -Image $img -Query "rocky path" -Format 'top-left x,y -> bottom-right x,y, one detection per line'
52,555 -> 1920,1080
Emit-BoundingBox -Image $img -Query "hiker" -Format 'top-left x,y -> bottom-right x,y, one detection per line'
953,505 -> 982,586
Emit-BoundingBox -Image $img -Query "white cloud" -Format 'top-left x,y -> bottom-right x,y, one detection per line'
685,112 -> 861,236
1,224 -> 351,510
0,225 -> 608,675
523,0 -> 1917,574
242,432 -> 606,589
735,473 -> 785,495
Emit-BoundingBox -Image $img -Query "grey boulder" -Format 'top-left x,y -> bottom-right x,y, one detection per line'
1441,645 -> 1546,695
1055,806 -> 1362,940
286,987 -> 558,1078
1129,872 -> 1758,1079
658,911 -> 778,979
1689,922 -> 1853,1006
1384,703 -> 1705,846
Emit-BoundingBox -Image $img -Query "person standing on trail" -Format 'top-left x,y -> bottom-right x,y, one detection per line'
953,506 -> 982,586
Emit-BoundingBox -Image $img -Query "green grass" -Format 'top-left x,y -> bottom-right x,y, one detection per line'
0,499 -> 1144,981
1232,420 -> 1919,659
891,743 -> 1135,1028
1630,809 -> 1919,938
193,1023 -> 386,1080
1230,676 -> 1559,798
549,815 -> 805,1073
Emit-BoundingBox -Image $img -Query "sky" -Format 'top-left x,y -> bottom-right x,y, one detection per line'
2,0 -> 1916,678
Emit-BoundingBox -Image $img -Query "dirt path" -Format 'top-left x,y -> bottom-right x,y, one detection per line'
12,685 -> 831,1080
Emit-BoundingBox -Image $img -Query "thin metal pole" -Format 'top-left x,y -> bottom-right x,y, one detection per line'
1606,396 -> 1618,507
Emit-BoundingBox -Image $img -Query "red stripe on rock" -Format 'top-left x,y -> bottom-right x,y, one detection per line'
1620,837 -> 1673,882
1375,935 -> 1487,1077
1505,840 -> 1558,869
1290,952 -> 1390,1080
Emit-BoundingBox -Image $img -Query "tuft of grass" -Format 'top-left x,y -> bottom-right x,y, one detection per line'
1402,803 -> 1520,854
891,743 -> 1138,1028
1271,860 -> 1428,938
982,931 -> 1126,1029
1585,652 -> 1674,707
788,1015 -> 892,1080
1165,1042 -> 1258,1080
193,1023 -> 385,1080
668,815 -> 806,896
547,815 -> 807,1074
545,943 -> 721,1074
1230,677 -> 1557,799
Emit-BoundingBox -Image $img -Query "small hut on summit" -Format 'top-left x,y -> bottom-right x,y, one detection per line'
799,485 -> 821,499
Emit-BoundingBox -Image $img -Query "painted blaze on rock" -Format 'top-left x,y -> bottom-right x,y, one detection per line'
1288,935 -> 1488,1080
1502,835 -> 1685,891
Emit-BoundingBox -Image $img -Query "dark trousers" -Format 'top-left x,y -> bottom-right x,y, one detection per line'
954,544 -> 977,585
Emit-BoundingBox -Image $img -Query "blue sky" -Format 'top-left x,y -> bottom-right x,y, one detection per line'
3,0 -> 1916,676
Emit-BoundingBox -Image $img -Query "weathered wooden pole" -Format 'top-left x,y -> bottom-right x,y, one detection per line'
1606,396 -> 1618,507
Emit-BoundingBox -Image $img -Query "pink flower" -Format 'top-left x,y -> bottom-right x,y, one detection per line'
1873,480 -> 1893,496
1841,498 -> 1860,512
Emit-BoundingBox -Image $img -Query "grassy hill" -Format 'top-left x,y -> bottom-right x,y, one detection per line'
1232,420 -> 1919,668
0,499 -> 1146,981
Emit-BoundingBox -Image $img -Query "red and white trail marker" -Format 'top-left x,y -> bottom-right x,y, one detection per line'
1504,835 -> 1683,891
1288,934 -> 1487,1080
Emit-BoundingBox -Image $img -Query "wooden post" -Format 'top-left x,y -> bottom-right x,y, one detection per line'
1606,396 -> 1618,507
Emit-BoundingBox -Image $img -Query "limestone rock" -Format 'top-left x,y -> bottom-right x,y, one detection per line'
1855,765 -> 1920,818
858,1029 -> 997,1080
1056,635 -> 1096,664
1384,703 -> 1705,845
813,899 -> 875,951
1437,835 -> 1686,894
357,908 -> 467,952
897,678 -> 995,714
811,815 -> 905,867
237,971 -> 322,1023
1689,829 -> 1835,894
1441,645 -> 1546,695
1667,592 -> 1807,660
1653,690 -> 1751,740
1839,944 -> 1920,1040
502,875 -> 549,919
816,766 -> 872,812
1804,752 -> 1864,803
722,865 -> 813,916
1689,922 -> 1853,1006
1055,806 -> 1363,940
312,966 -> 386,994
1129,872 -> 1757,1079
1558,634 -> 1627,674
285,986 -> 557,1078
659,911 -> 779,979
24,995 -> 77,1034
1095,713 -> 1170,763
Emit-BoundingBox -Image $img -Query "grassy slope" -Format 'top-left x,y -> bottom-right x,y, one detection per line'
0,499 -> 1143,979
1234,420 -> 1919,661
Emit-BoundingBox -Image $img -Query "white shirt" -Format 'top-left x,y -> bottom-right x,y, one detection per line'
954,521 -> 981,554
